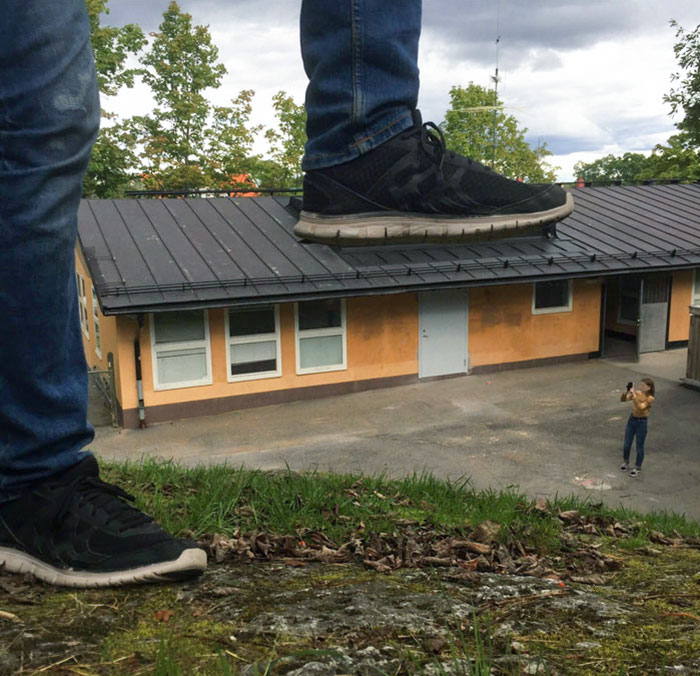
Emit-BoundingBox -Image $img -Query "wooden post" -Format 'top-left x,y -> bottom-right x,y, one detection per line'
682,305 -> 700,391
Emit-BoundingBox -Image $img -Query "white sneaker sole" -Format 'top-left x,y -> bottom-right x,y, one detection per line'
0,546 -> 207,588
294,192 -> 574,245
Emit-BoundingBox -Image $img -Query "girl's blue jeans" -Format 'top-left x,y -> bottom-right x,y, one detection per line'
0,0 -> 422,498
623,417 -> 648,469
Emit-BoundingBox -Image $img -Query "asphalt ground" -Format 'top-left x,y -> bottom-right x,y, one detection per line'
92,347 -> 700,522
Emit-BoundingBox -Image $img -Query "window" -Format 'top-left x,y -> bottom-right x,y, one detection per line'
618,277 -> 639,325
693,269 -> 700,306
76,273 -> 89,338
295,299 -> 347,374
226,305 -> 281,381
91,288 -> 102,358
532,280 -> 572,314
150,310 -> 212,390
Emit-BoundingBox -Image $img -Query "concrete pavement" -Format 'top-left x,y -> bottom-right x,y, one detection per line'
92,348 -> 700,522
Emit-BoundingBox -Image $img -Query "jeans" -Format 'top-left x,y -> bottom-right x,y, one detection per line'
0,0 -> 420,498
623,417 -> 648,469
0,0 -> 99,500
300,0 -> 421,170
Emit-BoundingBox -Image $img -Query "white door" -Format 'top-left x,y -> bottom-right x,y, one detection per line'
419,289 -> 468,378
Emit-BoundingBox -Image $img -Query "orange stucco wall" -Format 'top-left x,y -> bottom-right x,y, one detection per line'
116,293 -> 419,413
468,279 -> 601,368
668,270 -> 694,343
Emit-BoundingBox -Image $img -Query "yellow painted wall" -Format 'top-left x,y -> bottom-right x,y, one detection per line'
468,279 -> 601,367
118,293 -> 419,411
669,270 -> 694,343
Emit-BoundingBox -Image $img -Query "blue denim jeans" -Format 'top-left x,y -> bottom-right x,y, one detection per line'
623,417 -> 648,469
300,0 -> 422,170
0,0 -> 99,500
0,0 -> 421,498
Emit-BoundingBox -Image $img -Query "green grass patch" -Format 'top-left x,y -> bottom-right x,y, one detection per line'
100,459 -> 700,553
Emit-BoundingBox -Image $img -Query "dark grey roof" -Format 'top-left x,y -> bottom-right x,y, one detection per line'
78,184 -> 700,315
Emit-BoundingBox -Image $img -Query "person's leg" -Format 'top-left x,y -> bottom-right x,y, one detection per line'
0,0 -> 206,587
621,417 -> 635,468
0,0 -> 99,497
296,0 -> 573,245
634,419 -> 647,470
300,0 -> 421,170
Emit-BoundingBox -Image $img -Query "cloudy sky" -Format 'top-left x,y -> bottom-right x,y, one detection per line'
102,0 -> 699,181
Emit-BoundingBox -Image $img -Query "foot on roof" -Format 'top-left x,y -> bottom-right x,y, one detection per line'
295,109 -> 574,246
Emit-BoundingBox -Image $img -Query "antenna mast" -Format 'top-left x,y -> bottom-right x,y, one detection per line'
490,0 -> 501,168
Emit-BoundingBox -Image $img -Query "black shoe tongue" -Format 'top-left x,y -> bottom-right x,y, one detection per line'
52,454 -> 100,484
411,109 -> 423,128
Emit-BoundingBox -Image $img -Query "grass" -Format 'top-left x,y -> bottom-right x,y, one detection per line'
101,458 -> 700,554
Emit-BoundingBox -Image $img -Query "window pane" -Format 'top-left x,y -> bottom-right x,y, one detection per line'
535,281 -> 568,309
299,335 -> 343,369
298,300 -> 341,330
154,311 -> 205,344
694,270 -> 700,302
229,307 -> 275,337
230,340 -> 277,375
157,347 -> 207,384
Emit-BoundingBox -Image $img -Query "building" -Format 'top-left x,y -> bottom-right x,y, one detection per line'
75,183 -> 700,428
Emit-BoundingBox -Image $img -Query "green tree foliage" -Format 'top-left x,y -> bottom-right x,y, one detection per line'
637,133 -> 700,180
134,1 -> 226,191
573,152 -> 649,183
84,0 -> 146,197
664,20 -> 700,147
260,91 -> 308,189
205,89 -> 262,190
441,84 -> 558,182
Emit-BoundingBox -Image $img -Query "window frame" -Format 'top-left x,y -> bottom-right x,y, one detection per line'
91,287 -> 102,359
531,279 -> 573,315
76,273 -> 89,339
295,299 -> 347,375
225,305 -> 282,383
693,269 -> 700,307
150,310 -> 213,391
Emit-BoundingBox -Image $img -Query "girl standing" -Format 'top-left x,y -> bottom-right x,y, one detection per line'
620,378 -> 655,477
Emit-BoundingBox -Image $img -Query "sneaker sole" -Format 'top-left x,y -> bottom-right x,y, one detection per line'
294,192 -> 574,245
0,546 -> 207,588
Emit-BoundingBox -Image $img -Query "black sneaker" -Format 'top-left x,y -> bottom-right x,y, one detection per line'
295,110 -> 574,245
0,455 -> 206,587
620,462 -> 629,471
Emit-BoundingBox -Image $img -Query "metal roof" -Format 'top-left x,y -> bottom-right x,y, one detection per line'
77,183 -> 700,315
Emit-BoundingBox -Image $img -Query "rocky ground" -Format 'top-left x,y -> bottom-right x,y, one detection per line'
2,512 -> 700,675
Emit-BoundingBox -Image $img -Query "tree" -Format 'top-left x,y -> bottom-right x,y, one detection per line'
261,91 -> 307,189
636,133 -> 700,180
441,84 -> 558,182
664,20 -> 700,147
573,152 -> 649,183
135,1 -> 226,191
84,0 -> 146,197
205,90 -> 263,190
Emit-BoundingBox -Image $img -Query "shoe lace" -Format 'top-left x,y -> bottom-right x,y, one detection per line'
49,473 -> 152,534
419,120 -> 487,173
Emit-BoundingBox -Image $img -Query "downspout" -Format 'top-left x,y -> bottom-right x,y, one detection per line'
134,313 -> 147,429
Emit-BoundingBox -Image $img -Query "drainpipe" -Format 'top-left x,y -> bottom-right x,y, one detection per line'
134,313 -> 147,429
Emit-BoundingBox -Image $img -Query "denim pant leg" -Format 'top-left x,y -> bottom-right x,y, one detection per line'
300,0 -> 422,170
634,419 -> 648,469
0,0 -> 99,500
622,417 -> 635,462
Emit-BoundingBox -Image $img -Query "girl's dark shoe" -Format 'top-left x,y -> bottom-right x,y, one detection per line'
629,468 -> 641,478
0,456 -> 206,587
296,109 -> 574,245
620,462 -> 629,471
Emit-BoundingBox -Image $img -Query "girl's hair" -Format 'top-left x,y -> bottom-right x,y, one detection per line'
641,377 -> 655,397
